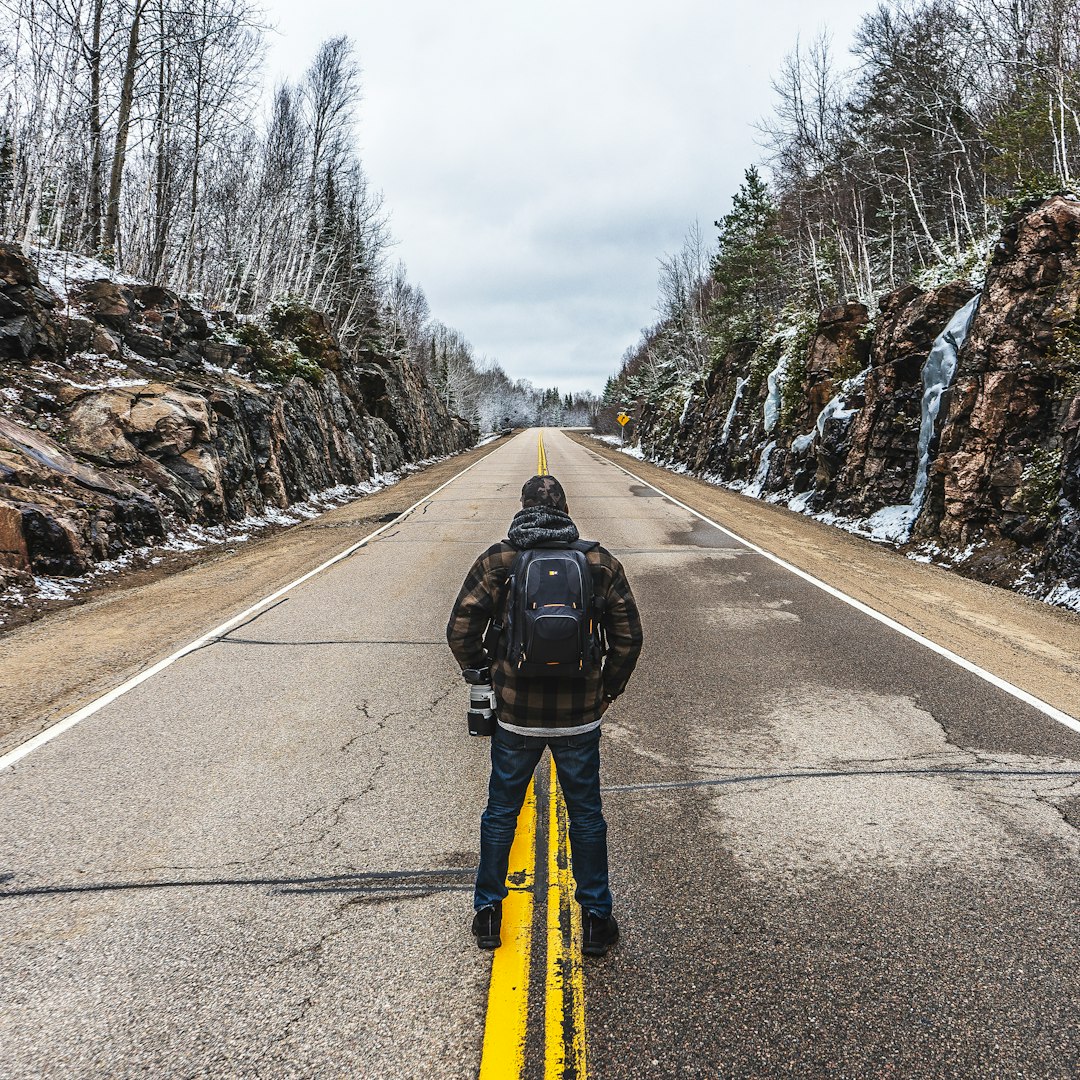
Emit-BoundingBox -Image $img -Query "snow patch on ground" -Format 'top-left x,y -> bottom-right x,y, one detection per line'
595,434 -> 646,458
865,504 -> 920,544
1039,583 -> 1080,613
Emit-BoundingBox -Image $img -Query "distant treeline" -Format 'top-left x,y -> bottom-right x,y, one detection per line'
606,0 -> 1080,412
0,1 -> 593,429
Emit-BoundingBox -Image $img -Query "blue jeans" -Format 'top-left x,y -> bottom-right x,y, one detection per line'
474,725 -> 612,918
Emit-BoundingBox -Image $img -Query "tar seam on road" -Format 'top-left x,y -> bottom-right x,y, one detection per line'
479,778 -> 537,1078
0,867 -> 477,899
596,449 -> 1080,738
0,449 -> 497,774
602,766 -> 1080,794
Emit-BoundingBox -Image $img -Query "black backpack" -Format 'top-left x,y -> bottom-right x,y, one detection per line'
501,540 -> 605,678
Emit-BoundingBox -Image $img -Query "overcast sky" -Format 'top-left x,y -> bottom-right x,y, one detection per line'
262,1 -> 873,394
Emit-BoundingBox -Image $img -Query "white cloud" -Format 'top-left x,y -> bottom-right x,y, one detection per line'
263,0 -> 874,392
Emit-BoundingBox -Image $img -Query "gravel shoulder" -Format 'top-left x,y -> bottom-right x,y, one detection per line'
0,437 -> 509,755
570,432 -> 1080,721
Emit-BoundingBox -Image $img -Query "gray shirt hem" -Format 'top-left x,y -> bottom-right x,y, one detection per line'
496,718 -> 602,738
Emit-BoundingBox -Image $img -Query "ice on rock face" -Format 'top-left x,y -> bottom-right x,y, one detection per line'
910,294 -> 979,508
863,295 -> 980,543
678,391 -> 694,428
721,377 -> 748,445
1043,583 -> 1080,612
744,441 -> 776,498
763,360 -> 786,433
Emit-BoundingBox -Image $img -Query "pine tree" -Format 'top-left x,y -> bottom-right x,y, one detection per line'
709,167 -> 786,350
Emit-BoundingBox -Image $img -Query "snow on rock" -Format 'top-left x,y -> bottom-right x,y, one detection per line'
815,393 -> 858,437
32,247 -> 142,304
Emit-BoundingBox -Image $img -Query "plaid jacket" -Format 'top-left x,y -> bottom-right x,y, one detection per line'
446,539 -> 643,733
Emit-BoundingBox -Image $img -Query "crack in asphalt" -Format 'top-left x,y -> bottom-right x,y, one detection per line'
1029,785 -> 1080,834
268,903 -> 357,970
42,685 -> 463,884
253,685 -> 454,864
191,597 -> 291,652
613,729 -> 1080,836
244,680 -> 461,1072
0,867 -> 476,899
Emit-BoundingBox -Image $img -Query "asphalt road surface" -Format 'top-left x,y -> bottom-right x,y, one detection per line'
2,428 -> 1079,1079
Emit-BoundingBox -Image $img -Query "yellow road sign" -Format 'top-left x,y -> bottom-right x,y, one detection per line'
616,413 -> 630,427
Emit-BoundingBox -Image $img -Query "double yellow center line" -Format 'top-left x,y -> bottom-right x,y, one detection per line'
478,767 -> 588,1079
478,431 -> 588,1078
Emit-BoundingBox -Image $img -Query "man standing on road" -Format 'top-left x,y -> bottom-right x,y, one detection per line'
447,473 -> 643,956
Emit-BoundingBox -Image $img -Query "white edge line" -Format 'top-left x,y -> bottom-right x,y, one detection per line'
593,447 -> 1080,736
0,447 -> 499,773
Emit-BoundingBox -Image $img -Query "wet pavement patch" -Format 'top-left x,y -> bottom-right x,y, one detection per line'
668,517 -> 746,549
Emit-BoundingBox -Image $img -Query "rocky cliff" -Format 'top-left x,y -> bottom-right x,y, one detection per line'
0,246 -> 475,591
627,196 -> 1080,610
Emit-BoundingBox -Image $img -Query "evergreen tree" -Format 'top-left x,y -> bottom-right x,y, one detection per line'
709,167 -> 786,351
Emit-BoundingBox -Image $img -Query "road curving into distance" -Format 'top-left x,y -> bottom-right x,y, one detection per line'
1,427 -> 1078,1078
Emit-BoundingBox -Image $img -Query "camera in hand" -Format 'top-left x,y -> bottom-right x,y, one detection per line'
462,667 -> 497,737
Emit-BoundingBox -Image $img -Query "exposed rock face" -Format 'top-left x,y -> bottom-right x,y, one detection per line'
924,198 -> 1080,583
624,196 -> 1080,607
0,415 -> 163,578
797,302 -> 870,427
0,245 -> 475,587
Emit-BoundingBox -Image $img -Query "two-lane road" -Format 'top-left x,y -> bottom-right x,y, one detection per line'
2,428 -> 1078,1078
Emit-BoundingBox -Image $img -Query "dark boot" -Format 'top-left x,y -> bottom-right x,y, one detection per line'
471,904 -> 502,949
581,911 -> 619,956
